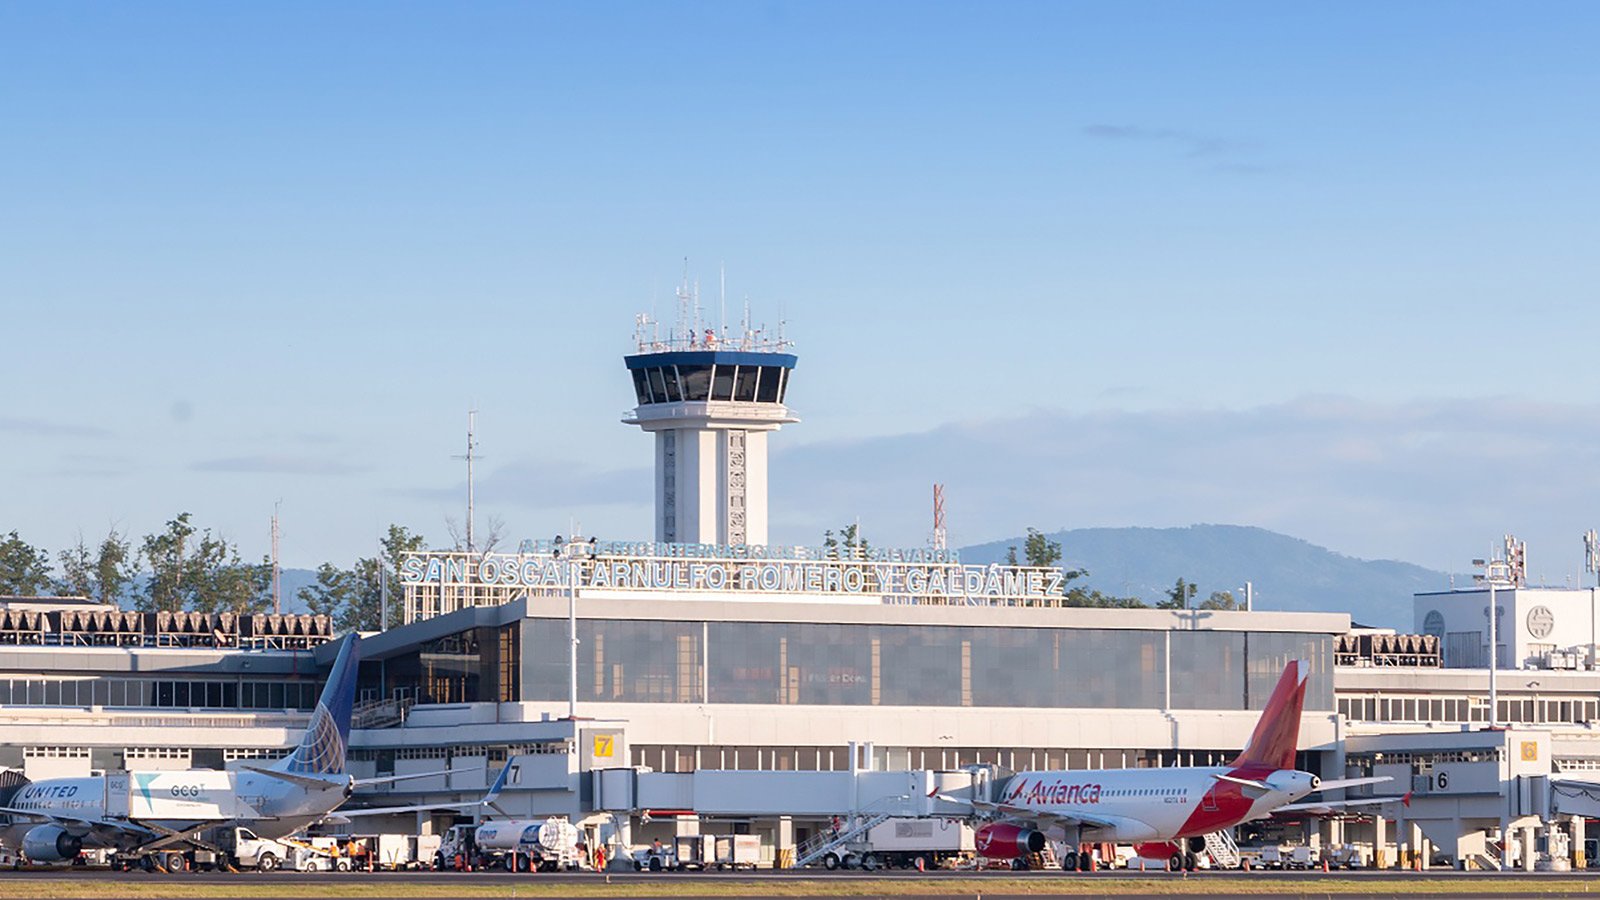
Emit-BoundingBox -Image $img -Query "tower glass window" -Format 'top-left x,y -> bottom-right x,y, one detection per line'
647,367 -> 669,404
679,365 -> 712,401
661,366 -> 683,402
756,367 -> 782,403
631,370 -> 652,405
711,365 -> 736,401
733,366 -> 760,402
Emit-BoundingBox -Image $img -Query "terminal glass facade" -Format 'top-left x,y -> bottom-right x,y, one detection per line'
522,618 -> 1333,711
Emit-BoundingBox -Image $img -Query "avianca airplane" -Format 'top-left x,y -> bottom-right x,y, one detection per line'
0,634 -> 472,865
950,660 -> 1389,871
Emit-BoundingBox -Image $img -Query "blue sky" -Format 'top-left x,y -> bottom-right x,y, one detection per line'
4,2 -> 1599,584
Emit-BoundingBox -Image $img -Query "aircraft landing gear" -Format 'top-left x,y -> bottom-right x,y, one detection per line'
1059,849 -> 1078,871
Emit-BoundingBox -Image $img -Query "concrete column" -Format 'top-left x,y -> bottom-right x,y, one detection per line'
777,816 -> 794,869
1500,818 -> 1514,870
1411,821 -> 1424,870
1374,814 -> 1388,869
1571,814 -> 1586,869
1523,824 -> 1537,872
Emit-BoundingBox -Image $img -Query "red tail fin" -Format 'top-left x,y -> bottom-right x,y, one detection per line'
1230,660 -> 1308,770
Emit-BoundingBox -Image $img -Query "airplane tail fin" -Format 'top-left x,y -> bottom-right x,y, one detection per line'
481,759 -> 516,817
275,633 -> 361,776
1230,659 -> 1308,771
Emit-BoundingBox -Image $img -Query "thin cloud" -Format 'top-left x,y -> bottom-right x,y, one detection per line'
1083,124 -> 1268,172
191,456 -> 370,476
396,460 -> 651,509
0,417 -> 113,438
766,396 -> 1600,575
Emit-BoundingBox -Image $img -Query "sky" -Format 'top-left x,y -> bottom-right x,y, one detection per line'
4,2 -> 1600,583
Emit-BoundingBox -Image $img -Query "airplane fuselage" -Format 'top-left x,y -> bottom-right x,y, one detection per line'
996,765 -> 1319,843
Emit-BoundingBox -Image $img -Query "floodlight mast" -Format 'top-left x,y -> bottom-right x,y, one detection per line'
1473,556 -> 1514,729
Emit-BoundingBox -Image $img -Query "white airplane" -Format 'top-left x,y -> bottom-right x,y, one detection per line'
946,660 -> 1394,871
0,633 -> 466,865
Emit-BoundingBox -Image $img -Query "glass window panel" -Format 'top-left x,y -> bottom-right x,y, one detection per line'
223,682 -> 237,709
1170,632 -> 1244,710
43,680 -> 61,706
647,367 -> 668,404
662,367 -> 683,402
711,365 -> 735,401
269,683 -> 285,709
733,366 -> 759,402
679,366 -> 712,400
631,369 -> 651,405
756,367 -> 781,403
776,367 -> 789,402
175,681 -> 191,708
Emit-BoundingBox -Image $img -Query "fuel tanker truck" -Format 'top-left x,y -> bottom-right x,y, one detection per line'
437,817 -> 582,872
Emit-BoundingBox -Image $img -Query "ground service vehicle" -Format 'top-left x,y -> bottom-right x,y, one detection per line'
853,818 -> 974,870
438,817 -> 581,871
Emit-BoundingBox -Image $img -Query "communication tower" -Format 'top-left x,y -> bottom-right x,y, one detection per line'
623,277 -> 797,546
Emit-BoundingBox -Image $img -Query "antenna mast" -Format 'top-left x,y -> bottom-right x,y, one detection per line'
271,502 -> 281,615
932,484 -> 947,551
454,408 -> 479,553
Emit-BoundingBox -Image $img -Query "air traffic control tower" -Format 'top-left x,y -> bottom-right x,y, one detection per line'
623,288 -> 797,547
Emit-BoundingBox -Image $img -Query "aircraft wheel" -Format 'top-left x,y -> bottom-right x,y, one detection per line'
1184,852 -> 1198,871
1166,854 -> 1182,872
1060,850 -> 1078,871
822,852 -> 840,871
1010,856 -> 1028,870
257,853 -> 279,873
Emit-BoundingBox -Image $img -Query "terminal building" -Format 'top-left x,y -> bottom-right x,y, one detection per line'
4,307 -> 1600,870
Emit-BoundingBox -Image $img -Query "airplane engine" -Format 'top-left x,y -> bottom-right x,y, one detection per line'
22,824 -> 83,861
1132,841 -> 1178,861
973,823 -> 1046,859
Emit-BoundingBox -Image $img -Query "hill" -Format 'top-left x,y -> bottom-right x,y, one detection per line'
960,524 -> 1452,629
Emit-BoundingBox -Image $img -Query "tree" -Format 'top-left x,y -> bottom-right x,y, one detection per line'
57,529 -> 135,605
337,525 -> 427,631
0,531 -> 55,596
139,513 -> 271,614
140,513 -> 199,612
298,562 -> 357,621
1021,528 -> 1062,569
191,550 -> 273,616
1200,590 -> 1239,611
1159,577 -> 1198,610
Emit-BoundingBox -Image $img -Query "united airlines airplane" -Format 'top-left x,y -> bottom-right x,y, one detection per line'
0,634 -> 467,865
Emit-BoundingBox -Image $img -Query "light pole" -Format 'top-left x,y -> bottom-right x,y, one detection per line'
1473,557 -> 1514,729
554,535 -> 597,720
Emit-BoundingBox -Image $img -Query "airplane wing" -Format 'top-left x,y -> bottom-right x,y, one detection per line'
0,806 -> 156,841
353,768 -> 458,788
935,794 -> 1125,832
322,799 -> 488,822
1267,791 -> 1412,817
1310,776 -> 1392,793
241,765 -> 346,791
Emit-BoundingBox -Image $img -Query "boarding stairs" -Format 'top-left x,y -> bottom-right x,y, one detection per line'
794,795 -> 915,869
1204,830 -> 1242,869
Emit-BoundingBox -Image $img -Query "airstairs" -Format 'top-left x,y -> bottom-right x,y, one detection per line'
1203,830 -> 1242,869
793,795 -> 914,869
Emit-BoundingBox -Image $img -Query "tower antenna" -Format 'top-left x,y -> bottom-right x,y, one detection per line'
271,502 -> 282,614
453,408 -> 480,552
932,484 -> 947,551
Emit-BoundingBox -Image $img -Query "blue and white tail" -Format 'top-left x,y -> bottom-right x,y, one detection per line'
275,633 -> 361,776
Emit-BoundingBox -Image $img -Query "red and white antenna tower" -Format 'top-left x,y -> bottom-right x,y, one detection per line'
932,484 -> 947,551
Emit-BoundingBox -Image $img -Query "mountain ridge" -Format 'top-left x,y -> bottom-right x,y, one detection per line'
959,524 -> 1448,629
